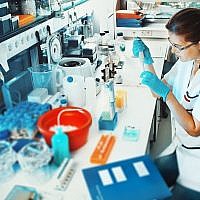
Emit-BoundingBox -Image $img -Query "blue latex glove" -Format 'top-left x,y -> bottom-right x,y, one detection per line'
140,71 -> 170,102
132,37 -> 154,65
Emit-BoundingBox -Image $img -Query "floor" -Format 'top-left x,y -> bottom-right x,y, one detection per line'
150,104 -> 172,159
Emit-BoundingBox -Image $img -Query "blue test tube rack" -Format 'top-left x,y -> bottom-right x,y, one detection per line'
98,80 -> 118,130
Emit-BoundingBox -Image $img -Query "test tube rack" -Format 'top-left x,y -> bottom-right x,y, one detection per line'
98,112 -> 118,130
90,134 -> 116,165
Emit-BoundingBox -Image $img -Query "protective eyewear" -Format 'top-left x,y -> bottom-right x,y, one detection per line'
168,37 -> 198,52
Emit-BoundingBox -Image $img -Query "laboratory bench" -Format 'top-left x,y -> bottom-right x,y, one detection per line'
0,2 -> 170,195
0,52 -> 167,199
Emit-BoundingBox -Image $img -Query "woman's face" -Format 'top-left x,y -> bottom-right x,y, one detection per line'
168,31 -> 200,62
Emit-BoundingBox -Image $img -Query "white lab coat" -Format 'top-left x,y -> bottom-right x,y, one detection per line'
160,59 -> 200,191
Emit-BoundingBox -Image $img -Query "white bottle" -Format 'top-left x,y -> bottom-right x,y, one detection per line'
63,75 -> 85,107
85,77 -> 96,116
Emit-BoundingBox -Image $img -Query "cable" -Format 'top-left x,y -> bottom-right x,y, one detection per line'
57,108 -> 83,126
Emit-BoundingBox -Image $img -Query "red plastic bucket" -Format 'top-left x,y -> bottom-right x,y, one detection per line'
37,106 -> 92,151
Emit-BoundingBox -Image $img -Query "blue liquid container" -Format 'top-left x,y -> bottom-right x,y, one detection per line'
51,127 -> 70,166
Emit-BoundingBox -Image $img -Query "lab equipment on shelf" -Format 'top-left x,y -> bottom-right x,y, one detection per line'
116,10 -> 144,28
116,32 -> 126,65
35,0 -> 52,16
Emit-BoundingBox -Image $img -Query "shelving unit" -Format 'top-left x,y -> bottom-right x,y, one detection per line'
0,0 -> 91,67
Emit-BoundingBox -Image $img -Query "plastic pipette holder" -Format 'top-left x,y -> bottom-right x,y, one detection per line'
50,158 -> 76,191
123,126 -> 140,141
90,134 -> 116,164
98,112 -> 118,130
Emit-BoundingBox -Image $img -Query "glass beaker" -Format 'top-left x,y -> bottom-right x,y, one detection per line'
115,89 -> 127,112
28,64 -> 63,95
17,141 -> 52,172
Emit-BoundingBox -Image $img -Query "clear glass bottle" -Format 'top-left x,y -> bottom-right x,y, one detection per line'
35,0 -> 52,17
104,30 -> 114,46
116,32 -> 126,63
21,0 -> 37,16
99,32 -> 106,46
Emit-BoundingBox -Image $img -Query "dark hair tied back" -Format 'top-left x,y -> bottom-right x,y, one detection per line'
166,8 -> 200,43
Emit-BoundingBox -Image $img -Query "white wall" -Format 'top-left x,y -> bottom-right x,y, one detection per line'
88,0 -> 117,35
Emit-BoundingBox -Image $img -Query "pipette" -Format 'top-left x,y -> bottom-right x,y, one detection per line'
139,51 -> 145,72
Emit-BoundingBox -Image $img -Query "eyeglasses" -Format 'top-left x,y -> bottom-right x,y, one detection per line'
168,37 -> 198,52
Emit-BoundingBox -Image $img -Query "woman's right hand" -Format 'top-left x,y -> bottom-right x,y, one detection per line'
132,37 -> 154,65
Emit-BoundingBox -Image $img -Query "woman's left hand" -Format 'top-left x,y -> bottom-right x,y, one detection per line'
140,71 -> 170,102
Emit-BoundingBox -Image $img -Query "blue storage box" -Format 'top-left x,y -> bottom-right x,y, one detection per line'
0,14 -> 12,36
98,112 -> 118,130
0,2 -> 8,17
116,18 -> 143,27
11,16 -> 19,30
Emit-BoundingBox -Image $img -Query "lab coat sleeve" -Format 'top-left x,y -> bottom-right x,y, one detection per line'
163,60 -> 179,88
192,95 -> 200,122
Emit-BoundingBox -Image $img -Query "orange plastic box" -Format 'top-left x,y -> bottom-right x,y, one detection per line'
116,10 -> 144,19
90,134 -> 116,165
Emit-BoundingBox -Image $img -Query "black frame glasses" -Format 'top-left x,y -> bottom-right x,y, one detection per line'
168,37 -> 198,52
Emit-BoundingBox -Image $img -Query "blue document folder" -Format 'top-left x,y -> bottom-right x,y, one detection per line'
82,155 -> 171,200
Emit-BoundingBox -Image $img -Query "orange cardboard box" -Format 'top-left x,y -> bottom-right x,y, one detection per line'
17,14 -> 35,27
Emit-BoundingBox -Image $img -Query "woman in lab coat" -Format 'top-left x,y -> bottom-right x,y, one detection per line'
133,8 -> 200,199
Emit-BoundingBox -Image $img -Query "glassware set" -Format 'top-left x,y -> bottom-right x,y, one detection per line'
0,140 -> 52,182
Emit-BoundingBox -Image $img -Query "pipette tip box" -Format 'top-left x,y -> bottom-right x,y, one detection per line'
98,112 -> 118,130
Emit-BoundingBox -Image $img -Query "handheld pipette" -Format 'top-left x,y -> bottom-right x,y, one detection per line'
139,51 -> 145,72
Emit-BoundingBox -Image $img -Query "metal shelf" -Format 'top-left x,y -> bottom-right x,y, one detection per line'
0,0 -> 91,72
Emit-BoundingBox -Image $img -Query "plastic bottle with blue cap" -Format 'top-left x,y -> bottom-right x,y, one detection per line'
63,75 -> 85,107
